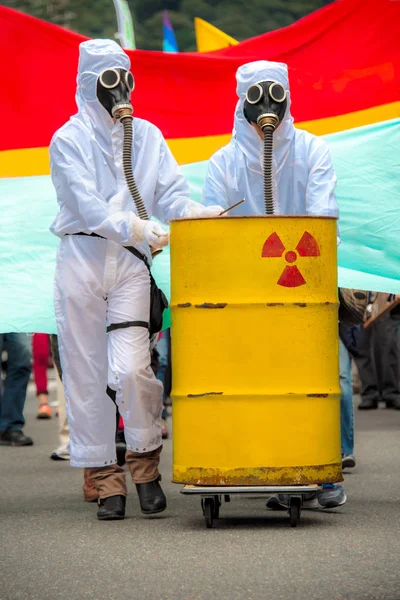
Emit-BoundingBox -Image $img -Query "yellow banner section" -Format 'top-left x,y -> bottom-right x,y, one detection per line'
194,17 -> 238,52
1,101 -> 398,178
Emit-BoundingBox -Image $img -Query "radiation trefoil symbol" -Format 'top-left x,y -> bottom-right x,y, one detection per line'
261,231 -> 320,287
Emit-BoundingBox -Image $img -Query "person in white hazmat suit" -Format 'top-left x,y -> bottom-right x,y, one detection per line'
50,39 -> 223,521
202,60 -> 347,510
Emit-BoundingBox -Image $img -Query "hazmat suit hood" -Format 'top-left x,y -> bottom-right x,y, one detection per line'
203,60 -> 337,218
75,39 -> 131,146
234,61 -> 295,175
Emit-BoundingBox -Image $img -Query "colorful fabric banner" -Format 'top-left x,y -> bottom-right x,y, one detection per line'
194,17 -> 238,52
163,10 -> 178,53
0,0 -> 399,332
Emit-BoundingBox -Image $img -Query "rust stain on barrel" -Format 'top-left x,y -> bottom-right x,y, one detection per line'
177,303 -> 192,308
187,392 -> 223,398
195,303 -> 227,309
307,393 -> 329,398
293,303 -> 307,307
172,462 -> 343,485
266,302 -> 284,306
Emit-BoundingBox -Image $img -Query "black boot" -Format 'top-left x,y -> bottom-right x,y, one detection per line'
0,430 -> 33,446
97,495 -> 126,520
358,398 -> 378,410
135,476 -> 167,515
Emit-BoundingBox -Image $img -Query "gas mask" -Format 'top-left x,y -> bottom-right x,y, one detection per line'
243,81 -> 288,215
243,80 -> 287,131
96,67 -> 160,256
96,67 -> 135,119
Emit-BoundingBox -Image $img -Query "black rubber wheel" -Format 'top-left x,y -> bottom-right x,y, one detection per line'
289,497 -> 301,528
213,496 -> 220,519
203,498 -> 214,528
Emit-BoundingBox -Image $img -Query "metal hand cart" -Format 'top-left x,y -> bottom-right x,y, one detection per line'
181,484 -> 322,528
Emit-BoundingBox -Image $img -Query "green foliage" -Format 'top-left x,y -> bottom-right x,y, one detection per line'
4,0 -> 331,51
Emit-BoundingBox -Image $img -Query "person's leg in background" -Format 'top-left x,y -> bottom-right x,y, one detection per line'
155,328 -> 170,439
49,334 -> 70,460
339,338 -> 355,469
373,315 -> 400,409
33,333 -> 52,419
354,324 -> 380,410
51,369 -> 71,461
0,333 -> 33,446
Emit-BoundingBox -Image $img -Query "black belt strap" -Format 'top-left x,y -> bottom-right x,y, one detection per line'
69,232 -> 151,270
67,232 -> 105,239
124,245 -> 150,269
107,320 -> 149,333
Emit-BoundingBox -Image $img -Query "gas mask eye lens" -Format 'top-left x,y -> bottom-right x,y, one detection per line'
246,83 -> 263,105
125,71 -> 135,92
98,68 -> 121,89
269,82 -> 287,103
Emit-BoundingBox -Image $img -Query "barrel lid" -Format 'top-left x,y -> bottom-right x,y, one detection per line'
171,214 -> 338,222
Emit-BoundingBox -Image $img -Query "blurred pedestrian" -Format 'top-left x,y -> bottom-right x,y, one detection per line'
355,293 -> 400,410
49,335 -> 70,460
33,333 -> 53,419
339,324 -> 359,469
0,333 -> 33,446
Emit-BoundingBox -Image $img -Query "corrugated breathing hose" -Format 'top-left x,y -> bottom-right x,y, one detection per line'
262,125 -> 275,215
121,115 -> 149,221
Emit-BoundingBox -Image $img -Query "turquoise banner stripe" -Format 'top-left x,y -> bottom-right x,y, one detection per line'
0,118 -> 399,333
327,118 -> 400,287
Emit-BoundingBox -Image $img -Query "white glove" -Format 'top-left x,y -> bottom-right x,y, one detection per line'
182,201 -> 226,218
132,218 -> 170,249
144,222 -> 169,249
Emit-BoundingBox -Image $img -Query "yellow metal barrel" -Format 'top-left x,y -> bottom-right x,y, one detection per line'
170,216 -> 341,486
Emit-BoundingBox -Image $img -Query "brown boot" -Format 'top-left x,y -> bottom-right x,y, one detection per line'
83,468 -> 98,503
126,446 -> 166,514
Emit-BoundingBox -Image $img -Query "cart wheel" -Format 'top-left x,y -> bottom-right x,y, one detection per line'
202,498 -> 214,528
213,496 -> 220,519
289,497 -> 301,528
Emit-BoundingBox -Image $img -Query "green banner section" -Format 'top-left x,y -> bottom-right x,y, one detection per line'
0,119 -> 399,333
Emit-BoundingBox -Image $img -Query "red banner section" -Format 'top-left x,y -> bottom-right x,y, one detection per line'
0,0 -> 398,157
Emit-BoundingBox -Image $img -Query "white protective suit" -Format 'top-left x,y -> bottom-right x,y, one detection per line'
50,40 -> 212,468
203,61 -> 338,218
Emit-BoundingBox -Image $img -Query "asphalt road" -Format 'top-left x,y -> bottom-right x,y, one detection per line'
1,379 -> 400,600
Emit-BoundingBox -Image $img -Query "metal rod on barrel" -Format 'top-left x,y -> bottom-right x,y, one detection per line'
218,199 -> 245,216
